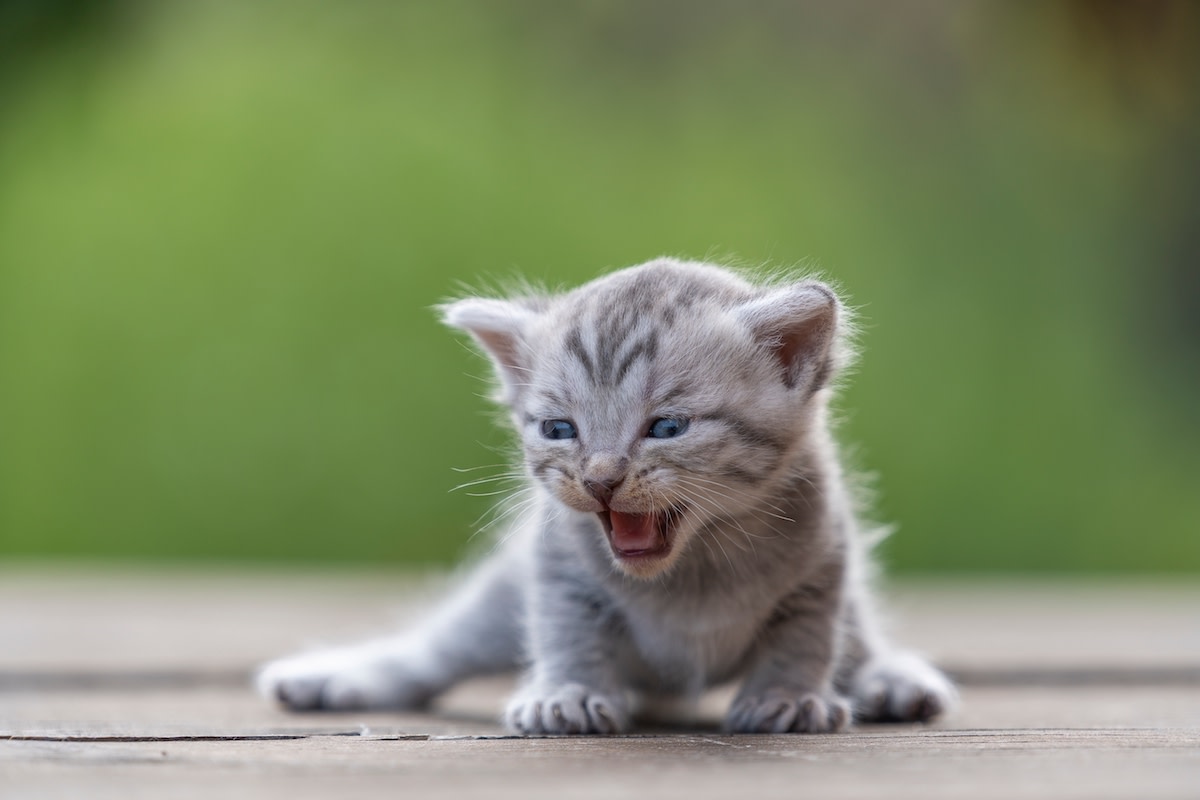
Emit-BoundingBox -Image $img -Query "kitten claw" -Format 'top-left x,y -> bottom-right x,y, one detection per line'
505,683 -> 628,735
725,690 -> 850,734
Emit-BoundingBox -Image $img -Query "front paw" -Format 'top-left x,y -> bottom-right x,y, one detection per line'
257,647 -> 434,711
505,682 -> 629,735
725,690 -> 850,734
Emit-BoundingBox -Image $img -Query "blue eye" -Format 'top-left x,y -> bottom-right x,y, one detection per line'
541,419 -> 578,440
648,418 -> 689,439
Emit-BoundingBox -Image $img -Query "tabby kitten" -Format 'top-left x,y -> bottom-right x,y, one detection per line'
258,258 -> 955,734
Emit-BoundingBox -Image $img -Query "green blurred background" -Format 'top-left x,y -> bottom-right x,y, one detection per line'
1,0 -> 1197,573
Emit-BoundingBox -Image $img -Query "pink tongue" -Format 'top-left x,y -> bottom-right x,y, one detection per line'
609,511 -> 661,551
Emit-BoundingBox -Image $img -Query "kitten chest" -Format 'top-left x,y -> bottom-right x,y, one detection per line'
621,600 -> 766,691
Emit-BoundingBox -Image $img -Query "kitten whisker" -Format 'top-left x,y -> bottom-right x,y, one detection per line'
706,523 -> 736,571
480,504 -> 542,555
677,475 -> 795,521
671,483 -> 791,553
674,478 -> 795,531
677,477 -> 794,519
668,487 -> 738,570
450,473 -> 525,492
647,484 -> 723,567
468,488 -> 536,541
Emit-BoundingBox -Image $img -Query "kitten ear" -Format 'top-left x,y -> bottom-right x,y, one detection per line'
440,298 -> 536,404
734,282 -> 840,392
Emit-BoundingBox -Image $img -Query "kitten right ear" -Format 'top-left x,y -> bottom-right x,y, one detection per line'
440,298 -> 535,404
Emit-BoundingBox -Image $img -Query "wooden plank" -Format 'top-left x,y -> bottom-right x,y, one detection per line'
1,565 -> 1198,799
4,681 -> 1200,737
3,727 -> 1199,800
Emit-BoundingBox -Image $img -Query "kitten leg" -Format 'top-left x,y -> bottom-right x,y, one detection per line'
258,551 -> 524,711
837,589 -> 957,722
503,566 -> 631,735
724,575 -> 851,734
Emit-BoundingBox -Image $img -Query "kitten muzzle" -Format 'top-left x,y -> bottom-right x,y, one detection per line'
597,508 -> 681,561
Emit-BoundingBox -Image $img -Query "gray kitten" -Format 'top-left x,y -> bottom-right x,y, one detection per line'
258,258 -> 956,734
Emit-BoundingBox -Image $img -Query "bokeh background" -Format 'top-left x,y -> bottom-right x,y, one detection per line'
1,0 -> 1197,573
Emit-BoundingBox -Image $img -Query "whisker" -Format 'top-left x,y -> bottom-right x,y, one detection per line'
677,475 -> 795,520
676,474 -> 793,514
450,473 -> 524,492
672,483 -> 792,551
467,487 -> 536,540
707,521 -> 735,570
676,484 -> 796,534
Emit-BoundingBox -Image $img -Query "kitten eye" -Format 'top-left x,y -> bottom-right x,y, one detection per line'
540,419 -> 578,440
647,417 -> 689,439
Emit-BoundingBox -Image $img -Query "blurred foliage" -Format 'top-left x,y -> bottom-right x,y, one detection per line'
0,0 -> 1197,571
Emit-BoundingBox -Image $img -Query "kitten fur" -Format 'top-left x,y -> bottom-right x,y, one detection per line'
258,257 -> 956,734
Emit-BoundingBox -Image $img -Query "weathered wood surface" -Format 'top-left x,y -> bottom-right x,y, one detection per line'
1,565 -> 1198,799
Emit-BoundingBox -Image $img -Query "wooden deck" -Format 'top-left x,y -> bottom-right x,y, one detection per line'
2,565 -> 1198,798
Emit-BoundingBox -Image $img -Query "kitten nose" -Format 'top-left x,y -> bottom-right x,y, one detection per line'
584,476 -> 625,505
582,454 -> 629,505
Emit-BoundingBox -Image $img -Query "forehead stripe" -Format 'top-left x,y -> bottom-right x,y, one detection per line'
564,326 -> 597,381
613,331 -> 659,385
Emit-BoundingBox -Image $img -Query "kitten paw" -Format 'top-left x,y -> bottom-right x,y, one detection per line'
505,682 -> 629,735
852,651 -> 957,723
257,645 -> 435,711
724,690 -> 850,734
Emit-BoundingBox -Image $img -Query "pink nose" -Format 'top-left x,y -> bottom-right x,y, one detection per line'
584,476 -> 624,505
582,453 -> 629,505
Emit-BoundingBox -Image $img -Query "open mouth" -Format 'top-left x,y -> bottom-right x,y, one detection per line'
596,506 -> 685,561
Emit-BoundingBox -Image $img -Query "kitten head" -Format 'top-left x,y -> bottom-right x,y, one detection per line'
442,258 -> 850,578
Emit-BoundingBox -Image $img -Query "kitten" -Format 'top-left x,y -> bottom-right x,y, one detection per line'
257,257 -> 956,734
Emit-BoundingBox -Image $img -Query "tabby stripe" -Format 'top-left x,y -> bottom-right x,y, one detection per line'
613,332 -> 659,385
564,327 -> 597,380
715,461 -> 770,484
594,313 -> 636,383
698,410 -> 789,454
658,385 -> 689,406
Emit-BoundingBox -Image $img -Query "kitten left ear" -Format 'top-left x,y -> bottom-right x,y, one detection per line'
734,282 -> 840,392
440,297 -> 536,404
